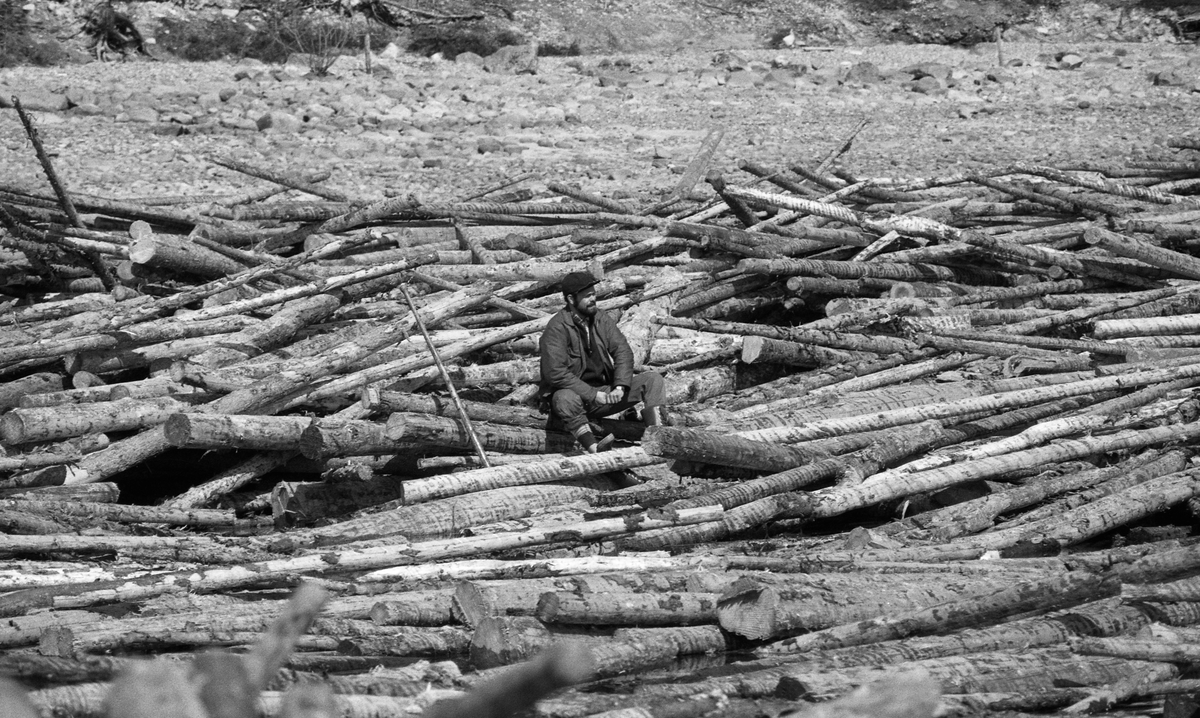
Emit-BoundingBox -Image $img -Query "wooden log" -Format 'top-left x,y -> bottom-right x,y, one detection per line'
45,287 -> 452,485
536,590 -> 720,626
395,447 -> 663,505
0,372 -> 63,410
130,232 -> 248,278
950,468 -> 1200,552
0,498 -> 234,526
740,336 -> 867,366
655,315 -> 919,354
1062,662 -> 1178,715
368,590 -> 456,627
336,627 -> 474,657
0,395 -> 207,445
300,418 -> 413,459
385,412 -> 576,456
1085,226 -> 1200,280
718,572 -> 1022,641
888,449 -> 1183,541
642,426 -> 826,472
360,555 -> 713,585
758,571 -> 1117,655
732,364 -> 1200,446
166,450 -> 294,510
278,483 -> 609,549
163,413 -> 314,451
19,378 -> 204,408
0,505 -> 722,615
367,390 -> 548,429
1095,312 -> 1200,339
271,475 -> 408,525
0,482 -> 120,502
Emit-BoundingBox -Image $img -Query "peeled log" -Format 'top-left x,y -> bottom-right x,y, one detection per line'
395,446 -> 664,505
300,419 -> 408,459
337,626 -> 472,657
0,373 -> 63,411
1084,227 -> 1200,281
1,396 -> 206,444
719,572 -> 1021,641
536,590 -> 720,626
163,413 -> 313,451
130,233 -> 247,279
760,572 -> 1118,655
368,590 -> 455,627
368,390 -> 547,429
740,335 -> 866,366
385,412 -> 576,455
642,425 -> 825,472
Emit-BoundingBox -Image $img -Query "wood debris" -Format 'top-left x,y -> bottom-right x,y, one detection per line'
3,114 -> 1200,718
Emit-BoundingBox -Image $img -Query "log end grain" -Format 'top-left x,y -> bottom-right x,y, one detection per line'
717,586 -> 779,642
469,616 -> 554,670
162,413 -> 194,448
451,582 -> 491,629
740,335 -> 766,364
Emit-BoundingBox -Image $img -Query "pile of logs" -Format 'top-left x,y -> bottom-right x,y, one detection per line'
4,99 -> 1200,717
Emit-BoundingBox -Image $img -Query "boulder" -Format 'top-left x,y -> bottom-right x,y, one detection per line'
725,69 -> 763,87
484,44 -> 538,75
455,51 -> 485,67
119,106 -> 160,123
256,110 -> 302,133
2,91 -> 69,112
911,75 -> 945,95
843,61 -> 882,86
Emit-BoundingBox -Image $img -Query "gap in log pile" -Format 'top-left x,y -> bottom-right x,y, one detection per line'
3,119 -> 1200,718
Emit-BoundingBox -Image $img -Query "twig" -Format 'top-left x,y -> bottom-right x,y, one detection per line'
399,280 -> 492,468
12,96 -> 82,229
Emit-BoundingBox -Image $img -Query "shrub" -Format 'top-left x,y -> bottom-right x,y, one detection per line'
0,0 -> 62,67
155,15 -> 262,61
407,19 -> 524,58
538,39 -> 581,56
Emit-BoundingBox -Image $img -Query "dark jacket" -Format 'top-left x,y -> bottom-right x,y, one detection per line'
539,307 -> 634,402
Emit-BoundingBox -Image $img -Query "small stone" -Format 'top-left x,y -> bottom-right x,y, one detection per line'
911,75 -> 945,95
476,136 -> 504,153
256,110 -> 302,133
123,106 -> 159,123
219,87 -> 238,102
1058,53 -> 1084,70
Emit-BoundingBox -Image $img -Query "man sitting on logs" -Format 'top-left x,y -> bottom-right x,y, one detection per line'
539,272 -> 665,453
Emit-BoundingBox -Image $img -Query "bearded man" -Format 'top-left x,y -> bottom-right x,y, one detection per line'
538,272 -> 666,453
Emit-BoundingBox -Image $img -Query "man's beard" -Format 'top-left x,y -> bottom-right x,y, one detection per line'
576,302 -> 597,317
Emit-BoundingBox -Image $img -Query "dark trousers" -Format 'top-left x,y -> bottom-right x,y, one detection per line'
549,371 -> 665,434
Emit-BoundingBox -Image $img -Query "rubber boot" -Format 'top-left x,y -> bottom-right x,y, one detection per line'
643,406 -> 663,427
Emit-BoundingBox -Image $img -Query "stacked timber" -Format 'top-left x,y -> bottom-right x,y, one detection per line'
3,121 -> 1200,718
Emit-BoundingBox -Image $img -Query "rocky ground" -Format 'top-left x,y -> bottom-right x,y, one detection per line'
0,35 -> 1198,214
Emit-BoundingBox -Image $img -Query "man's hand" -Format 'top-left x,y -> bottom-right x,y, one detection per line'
594,388 -> 623,405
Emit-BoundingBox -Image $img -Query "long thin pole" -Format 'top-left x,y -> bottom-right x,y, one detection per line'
398,281 -> 491,468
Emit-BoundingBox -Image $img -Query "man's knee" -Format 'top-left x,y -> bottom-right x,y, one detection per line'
550,389 -> 586,422
634,371 -> 666,406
